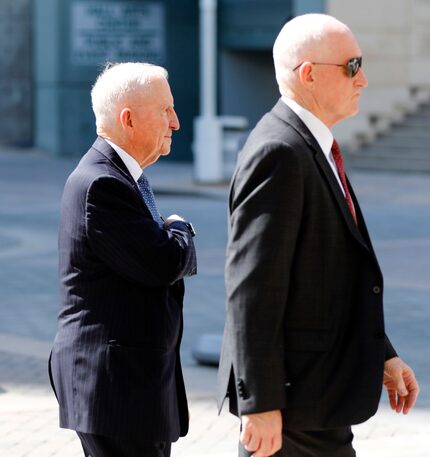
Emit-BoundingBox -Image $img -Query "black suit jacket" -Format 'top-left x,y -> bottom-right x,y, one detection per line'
50,137 -> 196,442
217,100 -> 397,430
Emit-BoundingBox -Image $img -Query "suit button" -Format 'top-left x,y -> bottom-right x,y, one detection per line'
236,378 -> 249,399
372,285 -> 381,294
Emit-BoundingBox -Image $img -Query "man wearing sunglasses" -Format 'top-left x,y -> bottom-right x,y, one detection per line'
217,13 -> 419,457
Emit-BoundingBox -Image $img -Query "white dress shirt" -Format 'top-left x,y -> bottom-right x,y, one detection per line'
281,96 -> 345,196
105,139 -> 142,183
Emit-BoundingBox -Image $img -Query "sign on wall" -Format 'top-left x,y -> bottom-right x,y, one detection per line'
70,1 -> 166,66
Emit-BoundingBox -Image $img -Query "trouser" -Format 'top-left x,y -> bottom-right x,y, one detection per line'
239,426 -> 356,457
77,432 -> 171,457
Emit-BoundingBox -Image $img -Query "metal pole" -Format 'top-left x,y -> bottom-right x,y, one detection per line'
193,0 -> 223,183
200,0 -> 216,117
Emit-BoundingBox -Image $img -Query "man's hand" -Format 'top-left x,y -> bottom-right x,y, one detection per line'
240,410 -> 282,457
163,214 -> 185,228
383,357 -> 419,414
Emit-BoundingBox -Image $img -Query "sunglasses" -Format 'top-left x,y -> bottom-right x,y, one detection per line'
293,56 -> 363,78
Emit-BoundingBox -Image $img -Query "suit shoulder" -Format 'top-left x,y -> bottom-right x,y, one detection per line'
61,155 -> 135,212
243,111 -> 308,156
236,116 -> 305,176
65,150 -> 127,191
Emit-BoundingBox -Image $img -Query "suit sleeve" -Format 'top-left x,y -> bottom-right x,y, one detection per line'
225,142 -> 304,416
384,334 -> 398,360
85,176 -> 196,286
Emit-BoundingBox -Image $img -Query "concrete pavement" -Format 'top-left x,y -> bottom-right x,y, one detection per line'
0,145 -> 429,456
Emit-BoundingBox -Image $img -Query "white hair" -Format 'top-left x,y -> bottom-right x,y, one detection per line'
91,62 -> 168,130
273,14 -> 348,93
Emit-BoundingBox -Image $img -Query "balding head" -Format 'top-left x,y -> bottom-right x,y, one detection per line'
273,14 -> 352,95
272,14 -> 368,127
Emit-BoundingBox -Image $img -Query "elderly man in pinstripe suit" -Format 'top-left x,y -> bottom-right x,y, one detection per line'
49,63 -> 197,457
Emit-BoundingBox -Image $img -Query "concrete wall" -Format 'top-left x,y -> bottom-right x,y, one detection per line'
33,0 -> 198,160
0,0 -> 32,146
218,0 -> 325,135
328,0 -> 430,148
220,50 -> 279,127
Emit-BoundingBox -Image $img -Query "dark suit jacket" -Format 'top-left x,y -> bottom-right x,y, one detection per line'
49,137 -> 196,442
217,100 -> 397,430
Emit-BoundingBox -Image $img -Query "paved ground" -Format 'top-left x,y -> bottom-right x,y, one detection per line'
0,145 -> 429,456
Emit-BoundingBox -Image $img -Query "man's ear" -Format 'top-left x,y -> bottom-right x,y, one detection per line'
297,62 -> 315,86
119,108 -> 133,129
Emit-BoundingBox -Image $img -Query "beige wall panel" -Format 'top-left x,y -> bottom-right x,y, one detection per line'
327,0 -> 409,29
332,114 -> 370,147
409,0 -> 430,87
364,61 -> 409,86
360,87 -> 411,113
357,32 -> 409,59
412,0 -> 430,25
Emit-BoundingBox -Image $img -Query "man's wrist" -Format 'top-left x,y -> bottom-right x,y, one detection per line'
164,216 -> 196,237
183,221 -> 196,237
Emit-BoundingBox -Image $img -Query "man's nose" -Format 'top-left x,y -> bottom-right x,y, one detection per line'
170,109 -> 180,131
356,68 -> 368,88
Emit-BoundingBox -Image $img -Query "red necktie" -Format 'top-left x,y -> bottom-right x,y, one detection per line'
331,140 -> 357,224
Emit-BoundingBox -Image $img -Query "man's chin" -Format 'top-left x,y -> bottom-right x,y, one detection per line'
343,105 -> 360,120
350,106 -> 360,117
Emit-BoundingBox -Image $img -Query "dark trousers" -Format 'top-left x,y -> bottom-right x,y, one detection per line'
239,427 -> 356,457
77,432 -> 171,457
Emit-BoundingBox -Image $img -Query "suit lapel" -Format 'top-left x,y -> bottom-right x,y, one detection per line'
271,100 -> 369,251
347,177 -> 381,265
90,137 -> 155,219
91,136 -> 141,194
314,152 -> 368,246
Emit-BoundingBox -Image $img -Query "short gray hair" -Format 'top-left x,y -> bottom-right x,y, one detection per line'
91,62 -> 168,130
273,14 -> 347,93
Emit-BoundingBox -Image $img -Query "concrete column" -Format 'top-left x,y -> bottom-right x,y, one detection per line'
0,0 -> 32,146
193,0 -> 224,183
409,0 -> 430,99
200,0 -> 217,118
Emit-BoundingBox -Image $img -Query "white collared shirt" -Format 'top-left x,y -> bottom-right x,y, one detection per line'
281,96 -> 345,196
105,138 -> 142,183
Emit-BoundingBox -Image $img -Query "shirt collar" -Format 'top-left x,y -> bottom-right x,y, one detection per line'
104,139 -> 142,183
281,96 -> 334,157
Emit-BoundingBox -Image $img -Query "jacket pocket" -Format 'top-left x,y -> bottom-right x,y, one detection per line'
105,342 -> 174,395
107,340 -> 169,354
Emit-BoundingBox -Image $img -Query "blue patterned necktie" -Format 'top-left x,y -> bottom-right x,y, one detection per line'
137,173 -> 164,227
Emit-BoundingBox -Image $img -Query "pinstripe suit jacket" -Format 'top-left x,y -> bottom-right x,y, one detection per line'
49,137 -> 196,442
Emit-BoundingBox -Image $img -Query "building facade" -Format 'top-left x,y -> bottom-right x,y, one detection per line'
0,0 -> 428,168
